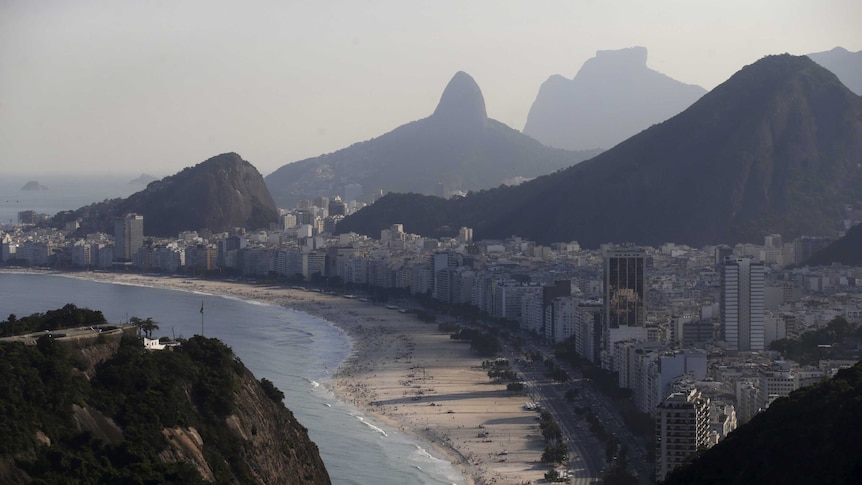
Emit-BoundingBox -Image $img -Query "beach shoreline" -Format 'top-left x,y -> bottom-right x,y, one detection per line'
5,269 -> 549,484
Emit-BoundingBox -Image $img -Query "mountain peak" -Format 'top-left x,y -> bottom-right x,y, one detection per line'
431,71 -> 487,128
806,46 -> 862,95
523,46 -> 705,151
590,46 -> 648,68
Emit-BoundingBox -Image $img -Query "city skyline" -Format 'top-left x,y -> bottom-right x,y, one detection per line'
2,0 -> 860,175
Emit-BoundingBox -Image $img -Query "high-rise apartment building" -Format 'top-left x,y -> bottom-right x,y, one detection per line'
604,247 -> 646,328
113,213 -> 144,263
655,388 -> 710,481
721,257 -> 765,351
602,247 -> 647,368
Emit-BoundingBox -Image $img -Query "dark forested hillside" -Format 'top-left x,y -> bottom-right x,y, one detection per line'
803,222 -> 862,266
52,152 -> 279,237
661,361 -> 862,484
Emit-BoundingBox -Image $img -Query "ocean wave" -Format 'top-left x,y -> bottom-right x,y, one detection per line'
355,415 -> 388,437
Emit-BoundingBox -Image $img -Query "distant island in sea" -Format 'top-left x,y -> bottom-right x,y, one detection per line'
20,181 -> 48,191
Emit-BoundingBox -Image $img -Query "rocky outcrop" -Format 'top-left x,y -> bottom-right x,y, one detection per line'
225,368 -> 331,484
71,404 -> 124,445
523,46 -> 706,151
158,427 -> 215,481
431,71 -> 488,131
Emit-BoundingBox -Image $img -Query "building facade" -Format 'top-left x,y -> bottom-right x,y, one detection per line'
655,388 -> 710,481
113,213 -> 144,263
721,257 -> 765,351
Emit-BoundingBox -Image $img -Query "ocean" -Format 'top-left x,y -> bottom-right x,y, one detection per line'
0,272 -> 464,485
0,173 -> 144,226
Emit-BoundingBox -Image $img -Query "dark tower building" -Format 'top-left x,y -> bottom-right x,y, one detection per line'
113,213 -> 144,263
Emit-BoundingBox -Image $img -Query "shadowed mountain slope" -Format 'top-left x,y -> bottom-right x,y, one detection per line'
804,222 -> 862,266
661,361 -> 862,485
337,55 -> 862,248
54,153 -> 278,237
523,46 -> 707,151
264,72 -> 598,208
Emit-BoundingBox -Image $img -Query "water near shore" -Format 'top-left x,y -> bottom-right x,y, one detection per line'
0,272 -> 464,485
0,173 -> 142,225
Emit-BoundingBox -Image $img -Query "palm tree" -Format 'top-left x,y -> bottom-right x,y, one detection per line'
131,316 -> 160,339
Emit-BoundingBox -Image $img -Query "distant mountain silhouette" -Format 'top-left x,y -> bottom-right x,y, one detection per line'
804,223 -> 862,266
808,46 -> 862,95
129,173 -> 158,185
522,46 -> 706,151
54,153 -> 278,237
337,55 -> 862,248
21,181 -> 48,191
264,72 -> 598,208
662,361 -> 862,485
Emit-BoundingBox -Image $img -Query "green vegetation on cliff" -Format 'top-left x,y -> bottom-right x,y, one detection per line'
0,303 -> 107,337
0,308 -> 330,484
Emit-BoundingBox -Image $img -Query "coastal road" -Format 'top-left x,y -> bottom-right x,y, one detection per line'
516,359 -> 604,485
557,363 -> 652,484
512,342 -> 653,485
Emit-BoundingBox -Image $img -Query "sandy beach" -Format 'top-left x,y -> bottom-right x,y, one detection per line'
37,271 -> 550,485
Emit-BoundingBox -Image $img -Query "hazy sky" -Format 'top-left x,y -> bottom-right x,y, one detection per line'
2,0 -> 860,177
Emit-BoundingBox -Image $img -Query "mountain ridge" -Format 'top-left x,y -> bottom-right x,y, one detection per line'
807,46 -> 862,95
337,54 -> 862,248
264,72 -> 598,208
53,152 -> 279,237
522,46 -> 707,151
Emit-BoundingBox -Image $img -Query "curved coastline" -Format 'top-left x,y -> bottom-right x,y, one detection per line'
3,269 -> 548,484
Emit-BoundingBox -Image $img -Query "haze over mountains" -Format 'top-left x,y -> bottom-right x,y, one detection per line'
264,72 -> 598,208
337,54 -> 862,249
807,46 -> 862,96
522,46 -> 708,152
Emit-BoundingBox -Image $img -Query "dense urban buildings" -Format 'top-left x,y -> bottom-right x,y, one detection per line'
3,201 -> 861,481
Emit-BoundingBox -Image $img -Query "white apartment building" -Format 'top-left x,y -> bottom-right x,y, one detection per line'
655,388 -> 711,482
721,257 -> 765,351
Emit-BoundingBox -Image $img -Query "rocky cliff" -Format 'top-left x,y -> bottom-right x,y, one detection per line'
0,317 -> 330,485
523,46 -> 706,151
